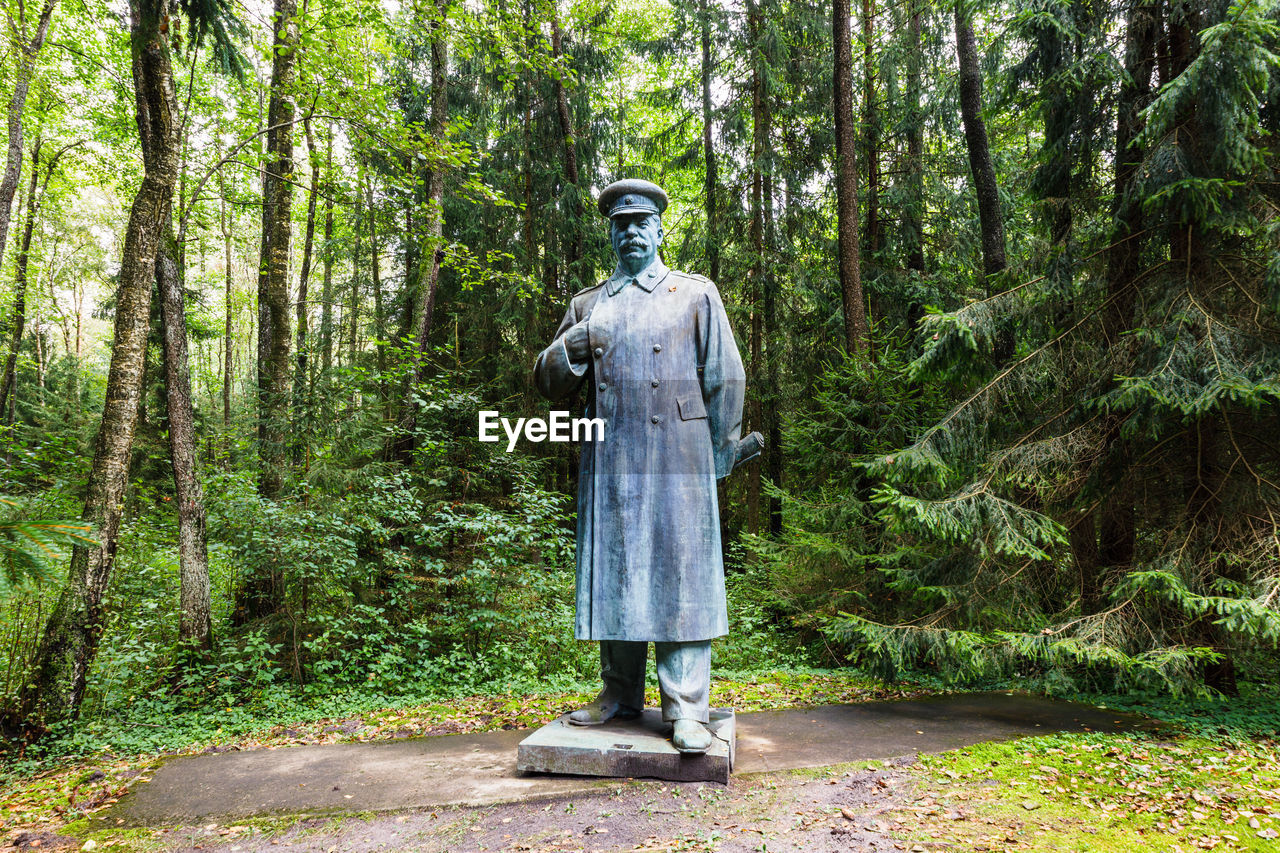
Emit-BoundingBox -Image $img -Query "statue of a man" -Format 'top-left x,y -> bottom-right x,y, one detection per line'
534,179 -> 755,754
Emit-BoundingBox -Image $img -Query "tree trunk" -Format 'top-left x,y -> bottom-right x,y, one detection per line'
0,138 -> 41,419
862,0 -> 879,258
74,282 -> 83,360
746,0 -> 767,535
33,324 -> 44,403
398,181 -> 420,349
833,0 -> 869,355
904,2 -> 925,276
254,0 -> 298,501
1187,415 -> 1235,693
367,172 -> 386,397
0,0 -> 58,274
294,117 -> 319,440
1037,29 -> 1072,253
6,138 -> 77,417
954,2 -> 1005,282
220,177 -> 233,433
763,147 -> 782,537
348,168 -> 363,369
319,137 -> 334,378
241,0 -> 299,624
550,11 -> 582,292
157,222 -> 212,650
521,0 -> 535,275
700,0 -> 719,282
1087,2 -> 1158,613
388,1 -> 447,464
20,0 -> 180,728
1163,0 -> 1227,693
1104,3 -> 1157,346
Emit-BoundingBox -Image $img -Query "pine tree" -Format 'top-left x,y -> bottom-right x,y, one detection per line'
836,0 -> 1280,694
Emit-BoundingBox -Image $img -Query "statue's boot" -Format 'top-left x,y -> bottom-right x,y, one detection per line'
671,719 -> 712,754
567,695 -> 642,726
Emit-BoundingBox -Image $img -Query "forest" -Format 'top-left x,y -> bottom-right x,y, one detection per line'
0,0 -> 1278,773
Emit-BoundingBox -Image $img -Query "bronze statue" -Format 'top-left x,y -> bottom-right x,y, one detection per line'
535,179 -> 760,754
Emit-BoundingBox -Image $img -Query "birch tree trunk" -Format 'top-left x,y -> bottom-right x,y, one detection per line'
157,222 -> 212,650
0,138 -> 41,419
21,0 -> 180,728
0,0 -> 58,273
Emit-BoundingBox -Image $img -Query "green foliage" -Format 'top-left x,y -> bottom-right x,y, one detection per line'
1081,680 -> 1280,742
816,0 -> 1280,696
747,346 -> 946,636
174,0 -> 251,79
1139,0 -> 1280,224
5,0 -> 1280,768
0,499 -> 94,597
192,371 -> 594,700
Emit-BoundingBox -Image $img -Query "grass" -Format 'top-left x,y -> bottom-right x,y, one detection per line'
876,683 -> 1280,851
891,733 -> 1280,851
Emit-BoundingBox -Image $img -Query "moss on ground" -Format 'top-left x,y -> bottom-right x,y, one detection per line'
888,733 -> 1280,851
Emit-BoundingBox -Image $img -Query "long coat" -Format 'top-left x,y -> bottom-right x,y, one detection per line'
534,259 -> 746,642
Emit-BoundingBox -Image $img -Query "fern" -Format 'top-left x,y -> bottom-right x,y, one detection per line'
0,498 -> 95,597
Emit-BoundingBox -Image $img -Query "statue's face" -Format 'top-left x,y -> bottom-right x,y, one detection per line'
610,212 -> 663,272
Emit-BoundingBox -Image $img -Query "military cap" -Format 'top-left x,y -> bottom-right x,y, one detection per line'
597,179 -> 669,218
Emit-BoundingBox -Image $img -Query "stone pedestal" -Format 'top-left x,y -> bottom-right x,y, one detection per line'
516,708 -> 735,784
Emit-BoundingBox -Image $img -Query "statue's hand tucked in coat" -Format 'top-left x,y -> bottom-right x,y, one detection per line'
564,318 -> 591,364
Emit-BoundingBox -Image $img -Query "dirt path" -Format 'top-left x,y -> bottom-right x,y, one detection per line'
138,757 -> 922,853
105,693 -> 1146,826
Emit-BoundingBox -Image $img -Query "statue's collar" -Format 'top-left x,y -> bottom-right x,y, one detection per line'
605,259 -> 670,296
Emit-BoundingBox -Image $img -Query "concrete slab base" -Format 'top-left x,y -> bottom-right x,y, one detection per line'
517,708 -> 735,783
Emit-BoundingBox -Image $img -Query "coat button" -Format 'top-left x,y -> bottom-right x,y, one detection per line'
598,382 -> 607,391
594,347 -> 603,358
652,344 -> 662,353
651,379 -> 660,387
651,415 -> 661,424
